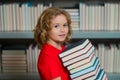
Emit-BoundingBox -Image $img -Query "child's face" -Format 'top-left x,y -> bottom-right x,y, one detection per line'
47,14 -> 69,43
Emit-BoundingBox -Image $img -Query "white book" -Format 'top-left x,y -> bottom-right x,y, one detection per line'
8,4 -> 14,31
62,42 -> 92,62
114,44 -> 117,72
31,6 -> 35,31
3,4 -> 7,31
27,44 -> 33,72
85,4 -> 89,31
59,39 -> 89,58
70,55 -> 97,74
67,51 -> 94,70
104,3 -> 109,31
2,49 -> 25,53
73,64 -> 100,80
85,65 -> 100,80
0,4 -> 4,31
6,4 -> 9,31
21,3 -> 26,31
113,3 -> 119,31
98,44 -> 105,69
100,4 -> 105,31
12,3 -> 17,31
63,46 -> 94,67
70,58 -> 99,78
3,69 -> 27,73
118,44 -> 120,73
79,3 -> 86,31
119,3 -> 120,31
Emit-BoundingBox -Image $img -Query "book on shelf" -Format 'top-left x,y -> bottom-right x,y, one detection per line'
0,44 -> 2,72
59,39 -> 108,80
97,43 -> 120,73
1,45 -> 27,73
26,44 -> 40,72
79,2 -> 120,31
0,3 -> 52,32
64,8 -> 80,30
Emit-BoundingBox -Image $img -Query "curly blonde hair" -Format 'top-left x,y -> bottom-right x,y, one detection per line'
34,7 -> 72,48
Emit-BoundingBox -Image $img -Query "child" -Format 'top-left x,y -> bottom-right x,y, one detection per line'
34,7 -> 72,80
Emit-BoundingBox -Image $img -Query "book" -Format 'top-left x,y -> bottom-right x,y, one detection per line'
26,44 -> 40,72
73,63 -> 100,80
0,44 -> 2,72
67,50 -> 94,71
64,46 -> 94,67
59,39 -> 108,80
1,45 -> 27,73
70,57 -> 99,78
59,39 -> 89,58
60,39 -> 91,67
61,41 -> 92,62
70,53 -> 97,74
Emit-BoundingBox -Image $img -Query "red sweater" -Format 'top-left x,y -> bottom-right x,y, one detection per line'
37,44 -> 71,80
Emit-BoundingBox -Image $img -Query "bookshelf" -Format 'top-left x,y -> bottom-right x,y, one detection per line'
0,32 -> 33,39
0,0 -> 120,80
0,31 -> 120,39
0,73 -> 119,80
0,72 -> 40,80
73,31 -> 120,39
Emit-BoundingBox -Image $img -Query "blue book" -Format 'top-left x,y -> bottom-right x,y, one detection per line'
70,57 -> 99,78
73,63 -> 100,80
96,69 -> 105,80
69,53 -> 96,74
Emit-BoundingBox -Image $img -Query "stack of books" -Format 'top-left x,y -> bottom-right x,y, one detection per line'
1,45 -> 27,73
59,39 -> 108,80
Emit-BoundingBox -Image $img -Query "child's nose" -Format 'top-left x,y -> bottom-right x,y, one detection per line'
60,26 -> 65,31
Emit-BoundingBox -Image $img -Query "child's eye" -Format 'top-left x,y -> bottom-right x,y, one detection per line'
54,25 -> 59,28
63,24 -> 68,27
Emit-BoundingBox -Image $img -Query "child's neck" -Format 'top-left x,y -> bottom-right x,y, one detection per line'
47,41 -> 63,50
